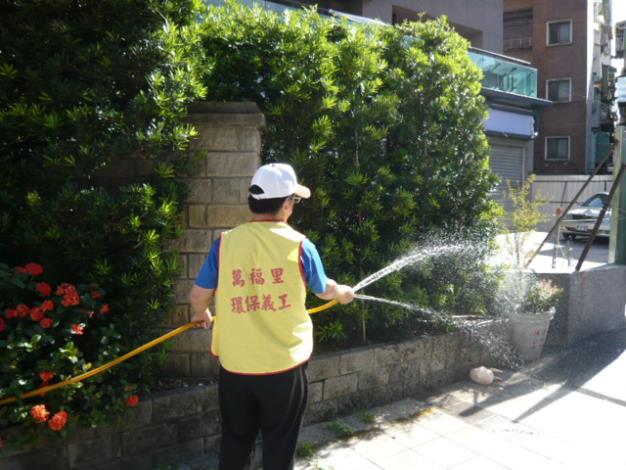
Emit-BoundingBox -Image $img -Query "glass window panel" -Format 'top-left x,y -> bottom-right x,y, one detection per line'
546,137 -> 570,160
468,50 -> 537,97
584,196 -> 604,208
548,21 -> 571,45
547,79 -> 570,101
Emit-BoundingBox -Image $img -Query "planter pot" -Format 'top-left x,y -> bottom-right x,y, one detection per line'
508,309 -> 555,362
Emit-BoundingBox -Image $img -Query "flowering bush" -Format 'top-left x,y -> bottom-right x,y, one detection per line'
0,263 -> 141,449
0,0 -> 203,451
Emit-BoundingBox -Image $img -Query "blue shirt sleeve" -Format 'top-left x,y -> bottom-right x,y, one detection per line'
194,238 -> 220,289
301,239 -> 328,294
193,236 -> 329,294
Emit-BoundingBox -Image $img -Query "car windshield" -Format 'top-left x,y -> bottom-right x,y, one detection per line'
582,194 -> 607,208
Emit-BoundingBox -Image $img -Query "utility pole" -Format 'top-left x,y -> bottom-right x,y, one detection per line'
609,26 -> 626,264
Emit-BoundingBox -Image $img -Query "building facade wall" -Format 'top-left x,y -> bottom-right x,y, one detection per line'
356,0 -> 504,52
505,0 -> 591,174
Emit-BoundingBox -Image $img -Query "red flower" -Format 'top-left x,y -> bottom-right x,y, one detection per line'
71,324 -> 84,335
24,263 -> 44,276
91,290 -> 102,300
125,395 -> 140,407
56,284 -> 80,307
0,317 -> 5,332
56,283 -> 73,295
30,404 -> 50,423
15,266 -> 27,275
41,299 -> 54,312
100,304 -> 110,315
30,307 -> 44,322
62,294 -> 80,307
40,317 -> 53,329
48,411 -> 68,431
5,309 -> 17,319
36,282 -> 52,297
16,304 -> 30,317
39,371 -> 54,384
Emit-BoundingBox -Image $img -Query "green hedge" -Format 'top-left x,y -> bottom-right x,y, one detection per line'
0,0 -> 204,445
196,2 -> 501,344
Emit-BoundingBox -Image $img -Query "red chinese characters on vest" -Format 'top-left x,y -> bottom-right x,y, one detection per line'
229,267 -> 292,314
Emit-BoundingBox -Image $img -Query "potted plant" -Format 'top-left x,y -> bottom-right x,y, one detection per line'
508,277 -> 563,362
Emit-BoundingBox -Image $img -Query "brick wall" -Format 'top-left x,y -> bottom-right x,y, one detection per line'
0,327 -> 499,469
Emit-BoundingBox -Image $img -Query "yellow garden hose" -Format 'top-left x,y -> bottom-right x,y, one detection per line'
306,299 -> 338,315
0,299 -> 339,406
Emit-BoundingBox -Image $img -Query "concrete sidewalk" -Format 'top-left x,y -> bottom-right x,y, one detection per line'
496,231 -> 610,273
295,328 -> 626,470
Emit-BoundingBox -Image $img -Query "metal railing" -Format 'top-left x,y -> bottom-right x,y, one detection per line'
503,37 -> 532,51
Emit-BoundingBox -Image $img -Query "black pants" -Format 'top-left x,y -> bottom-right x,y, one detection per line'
218,363 -> 308,470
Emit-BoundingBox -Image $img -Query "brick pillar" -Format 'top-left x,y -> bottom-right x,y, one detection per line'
163,102 -> 264,377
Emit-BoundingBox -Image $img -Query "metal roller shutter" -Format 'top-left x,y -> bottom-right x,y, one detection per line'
490,144 -> 525,212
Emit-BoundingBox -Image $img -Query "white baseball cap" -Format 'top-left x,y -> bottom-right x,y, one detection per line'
249,163 -> 311,200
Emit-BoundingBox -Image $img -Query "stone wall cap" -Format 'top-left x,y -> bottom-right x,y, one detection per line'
186,102 -> 265,128
187,101 -> 261,114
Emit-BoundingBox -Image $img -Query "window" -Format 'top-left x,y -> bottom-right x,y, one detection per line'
547,20 -> 572,45
583,194 -> 607,208
545,137 -> 570,161
546,78 -> 571,102
504,9 -> 533,51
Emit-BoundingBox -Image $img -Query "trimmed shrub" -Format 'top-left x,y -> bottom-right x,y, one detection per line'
196,2 -> 500,343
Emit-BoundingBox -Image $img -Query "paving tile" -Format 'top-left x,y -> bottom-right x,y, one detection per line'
435,384 -> 497,405
429,392 -> 493,421
300,442 -> 381,470
445,426 -> 563,470
383,421 -> 439,448
413,408 -> 471,436
462,385 -> 565,423
516,397 -> 620,446
472,413 -> 570,462
449,456 -> 509,470
295,330 -> 626,470
368,398 -> 425,423
412,436 -> 479,468
347,431 -> 407,463
380,449 -> 445,470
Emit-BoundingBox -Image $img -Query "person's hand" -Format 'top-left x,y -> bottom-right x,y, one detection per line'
190,309 -> 213,329
335,284 -> 355,304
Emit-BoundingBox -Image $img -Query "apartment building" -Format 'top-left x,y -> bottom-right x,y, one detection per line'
618,20 -> 625,59
503,0 -> 616,174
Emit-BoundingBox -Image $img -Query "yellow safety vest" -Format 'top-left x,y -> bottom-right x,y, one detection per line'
211,221 -> 312,374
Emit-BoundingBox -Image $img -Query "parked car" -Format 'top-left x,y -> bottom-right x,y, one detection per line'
561,192 -> 611,240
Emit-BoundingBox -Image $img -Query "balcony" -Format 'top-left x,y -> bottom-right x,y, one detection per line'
469,48 -> 537,98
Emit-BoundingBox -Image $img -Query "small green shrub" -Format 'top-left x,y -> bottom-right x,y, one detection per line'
357,410 -> 375,425
520,278 -> 562,314
296,442 -> 317,459
326,418 -> 354,437
503,174 -> 547,267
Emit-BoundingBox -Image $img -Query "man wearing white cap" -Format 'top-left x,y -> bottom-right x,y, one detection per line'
189,163 -> 354,470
